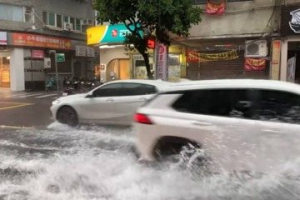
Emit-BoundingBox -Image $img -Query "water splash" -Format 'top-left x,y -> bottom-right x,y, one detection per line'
0,123 -> 299,200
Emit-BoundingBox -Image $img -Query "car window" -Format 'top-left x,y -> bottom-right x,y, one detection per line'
139,84 -> 157,95
93,83 -> 123,97
249,89 -> 300,124
172,88 -> 300,124
122,83 -> 157,96
172,89 -> 239,117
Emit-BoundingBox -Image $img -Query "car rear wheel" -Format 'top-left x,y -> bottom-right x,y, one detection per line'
56,106 -> 78,127
153,137 -> 209,169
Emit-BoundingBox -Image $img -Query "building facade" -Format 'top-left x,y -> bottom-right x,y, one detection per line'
0,0 -> 97,91
176,0 -> 281,81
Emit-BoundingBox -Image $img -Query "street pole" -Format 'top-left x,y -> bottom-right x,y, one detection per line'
49,50 -> 59,91
55,53 -> 59,91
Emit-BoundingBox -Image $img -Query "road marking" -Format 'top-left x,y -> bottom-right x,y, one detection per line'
0,125 -> 34,130
35,93 -> 58,99
0,102 -> 34,111
18,93 -> 44,98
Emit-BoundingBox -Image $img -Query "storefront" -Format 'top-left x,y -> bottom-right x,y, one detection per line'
182,38 -> 270,80
280,6 -> 300,83
87,25 -> 186,82
3,32 -> 95,91
0,31 -> 10,88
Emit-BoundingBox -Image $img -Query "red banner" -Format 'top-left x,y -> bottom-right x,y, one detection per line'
244,58 -> 266,71
12,33 -> 72,50
206,0 -> 226,15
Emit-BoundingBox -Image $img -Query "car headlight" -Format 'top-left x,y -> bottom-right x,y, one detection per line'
52,100 -> 61,105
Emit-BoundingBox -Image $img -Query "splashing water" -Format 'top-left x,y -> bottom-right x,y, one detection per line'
0,122 -> 299,200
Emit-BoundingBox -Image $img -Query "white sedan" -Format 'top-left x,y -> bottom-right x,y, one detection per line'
50,79 -> 170,126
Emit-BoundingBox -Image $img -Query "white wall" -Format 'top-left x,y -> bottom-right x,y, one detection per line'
10,48 -> 25,91
189,0 -> 279,38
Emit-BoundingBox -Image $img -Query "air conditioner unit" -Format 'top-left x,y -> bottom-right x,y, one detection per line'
245,40 -> 268,57
63,22 -> 73,31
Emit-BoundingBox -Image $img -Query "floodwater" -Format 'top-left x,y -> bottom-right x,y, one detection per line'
0,122 -> 299,200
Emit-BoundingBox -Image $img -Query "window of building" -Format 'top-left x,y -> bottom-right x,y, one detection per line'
70,17 -> 75,28
43,11 -> 86,32
0,3 -> 33,22
48,12 -> 55,26
43,11 -> 48,24
75,18 -> 81,31
56,14 -> 62,28
64,16 -> 69,23
24,7 -> 34,23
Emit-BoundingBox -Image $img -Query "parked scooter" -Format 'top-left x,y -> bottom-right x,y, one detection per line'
46,77 -> 56,91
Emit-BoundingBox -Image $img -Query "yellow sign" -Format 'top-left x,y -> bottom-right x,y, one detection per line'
87,26 -> 107,45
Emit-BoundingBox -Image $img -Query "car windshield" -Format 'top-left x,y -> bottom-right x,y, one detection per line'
1,0 -> 300,199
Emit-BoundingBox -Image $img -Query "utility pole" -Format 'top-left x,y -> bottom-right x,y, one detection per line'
49,50 -> 59,91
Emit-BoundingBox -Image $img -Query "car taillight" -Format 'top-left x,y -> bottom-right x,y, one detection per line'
134,113 -> 153,125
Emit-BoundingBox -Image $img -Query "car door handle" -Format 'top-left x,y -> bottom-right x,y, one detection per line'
106,98 -> 114,102
192,121 -> 212,126
139,97 -> 147,101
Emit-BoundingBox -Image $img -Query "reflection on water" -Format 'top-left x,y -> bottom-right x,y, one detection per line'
0,122 -> 299,200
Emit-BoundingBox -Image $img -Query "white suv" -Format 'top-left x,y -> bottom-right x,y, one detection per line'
134,79 -> 300,172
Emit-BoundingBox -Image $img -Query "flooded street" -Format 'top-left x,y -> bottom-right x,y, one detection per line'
0,123 -> 299,200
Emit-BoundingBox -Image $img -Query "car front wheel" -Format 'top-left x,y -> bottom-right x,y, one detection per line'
56,106 -> 78,127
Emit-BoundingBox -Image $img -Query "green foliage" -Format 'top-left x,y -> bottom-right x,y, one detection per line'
93,0 -> 202,79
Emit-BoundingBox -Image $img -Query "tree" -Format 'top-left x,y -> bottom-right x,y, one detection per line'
94,0 -> 202,79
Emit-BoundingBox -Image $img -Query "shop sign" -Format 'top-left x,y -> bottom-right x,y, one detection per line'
11,33 -> 72,50
87,24 -> 143,45
31,50 -> 45,59
56,53 -> 65,62
270,40 -> 281,80
0,31 -> 7,45
281,6 -> 300,35
155,42 -> 168,81
244,58 -> 266,71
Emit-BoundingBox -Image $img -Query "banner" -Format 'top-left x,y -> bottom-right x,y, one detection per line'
186,50 -> 239,62
287,56 -> 296,82
206,0 -> 226,15
244,58 -> 266,71
12,33 -> 72,50
270,40 -> 281,80
155,42 -> 168,80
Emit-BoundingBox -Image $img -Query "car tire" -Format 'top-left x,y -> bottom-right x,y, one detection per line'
154,138 -> 209,168
56,106 -> 79,127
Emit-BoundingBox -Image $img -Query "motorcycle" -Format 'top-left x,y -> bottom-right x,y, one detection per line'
46,78 -> 56,91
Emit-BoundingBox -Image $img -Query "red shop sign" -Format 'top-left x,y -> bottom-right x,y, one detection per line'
31,50 -> 45,59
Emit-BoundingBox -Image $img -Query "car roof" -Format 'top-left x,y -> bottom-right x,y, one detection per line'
104,79 -> 172,90
164,79 -> 300,93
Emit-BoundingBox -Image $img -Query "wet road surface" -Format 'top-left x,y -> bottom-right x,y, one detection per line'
0,123 -> 300,200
